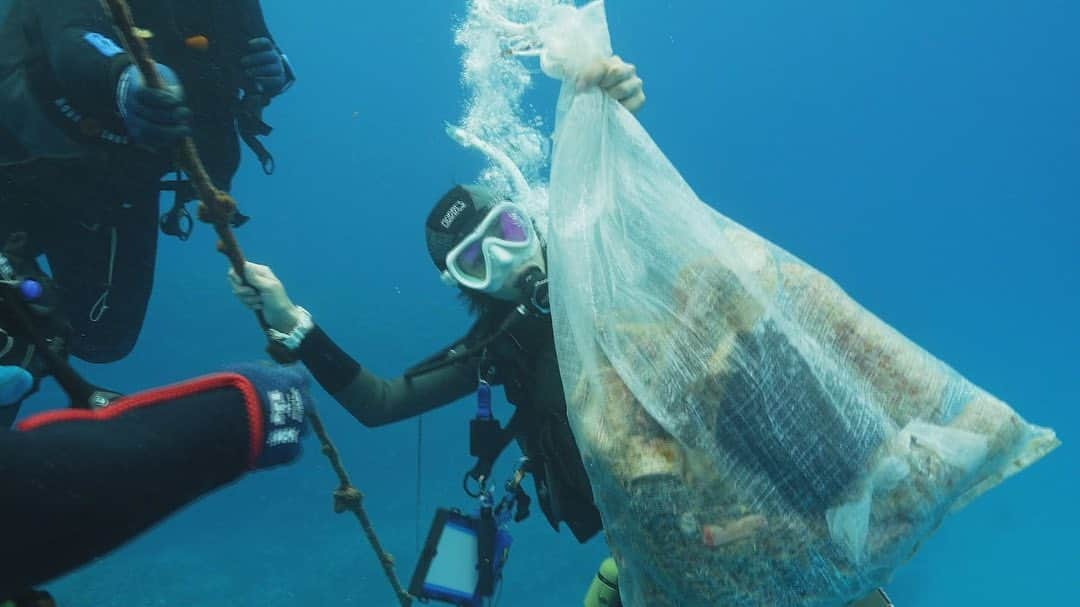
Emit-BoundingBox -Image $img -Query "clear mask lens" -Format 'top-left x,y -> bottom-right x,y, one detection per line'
449,204 -> 535,285
458,241 -> 486,279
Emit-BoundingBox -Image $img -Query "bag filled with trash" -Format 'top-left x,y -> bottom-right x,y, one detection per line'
536,3 -> 1060,606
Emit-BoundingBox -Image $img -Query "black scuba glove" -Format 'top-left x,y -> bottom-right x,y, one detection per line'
241,38 -> 290,96
116,63 -> 192,149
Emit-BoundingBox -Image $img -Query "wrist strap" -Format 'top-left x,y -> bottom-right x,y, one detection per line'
266,306 -> 314,351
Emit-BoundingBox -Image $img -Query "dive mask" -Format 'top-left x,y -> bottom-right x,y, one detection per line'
443,202 -> 539,293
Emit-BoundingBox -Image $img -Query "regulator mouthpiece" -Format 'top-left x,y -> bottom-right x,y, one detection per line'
517,267 -> 549,315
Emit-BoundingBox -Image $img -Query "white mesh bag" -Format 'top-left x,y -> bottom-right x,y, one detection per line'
538,3 -> 1060,606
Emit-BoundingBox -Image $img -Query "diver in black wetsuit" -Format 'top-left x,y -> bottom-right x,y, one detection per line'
0,360 -> 312,604
0,228 -> 311,605
0,0 -> 294,376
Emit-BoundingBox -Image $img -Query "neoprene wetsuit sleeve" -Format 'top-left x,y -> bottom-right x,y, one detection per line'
31,0 -> 133,120
298,325 -> 478,427
0,374 -> 264,593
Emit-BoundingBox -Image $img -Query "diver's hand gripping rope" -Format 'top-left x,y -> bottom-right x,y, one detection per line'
104,0 -> 293,347
101,0 -> 272,336
102,2 -> 413,604
103,0 -> 246,276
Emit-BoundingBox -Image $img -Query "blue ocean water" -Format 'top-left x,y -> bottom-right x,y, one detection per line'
20,0 -> 1077,605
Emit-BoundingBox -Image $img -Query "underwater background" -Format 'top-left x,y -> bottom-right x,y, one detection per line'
18,0 -> 1076,605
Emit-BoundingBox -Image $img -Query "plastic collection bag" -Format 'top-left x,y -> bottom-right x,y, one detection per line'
538,3 -> 1060,606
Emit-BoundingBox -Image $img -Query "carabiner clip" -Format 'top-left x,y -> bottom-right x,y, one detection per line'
464,470 -> 488,498
159,205 -> 194,241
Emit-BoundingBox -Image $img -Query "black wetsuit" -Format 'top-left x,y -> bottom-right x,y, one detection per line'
0,373 -> 266,597
0,0 -> 288,364
297,306 -> 604,543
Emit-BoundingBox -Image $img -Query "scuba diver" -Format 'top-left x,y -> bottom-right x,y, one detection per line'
225,57 -> 644,549
0,0 -> 294,390
0,361 -> 312,604
228,56 -> 644,545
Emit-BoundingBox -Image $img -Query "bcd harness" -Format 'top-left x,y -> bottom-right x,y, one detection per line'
405,268 -> 550,524
404,271 -> 551,603
466,352 -> 531,523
